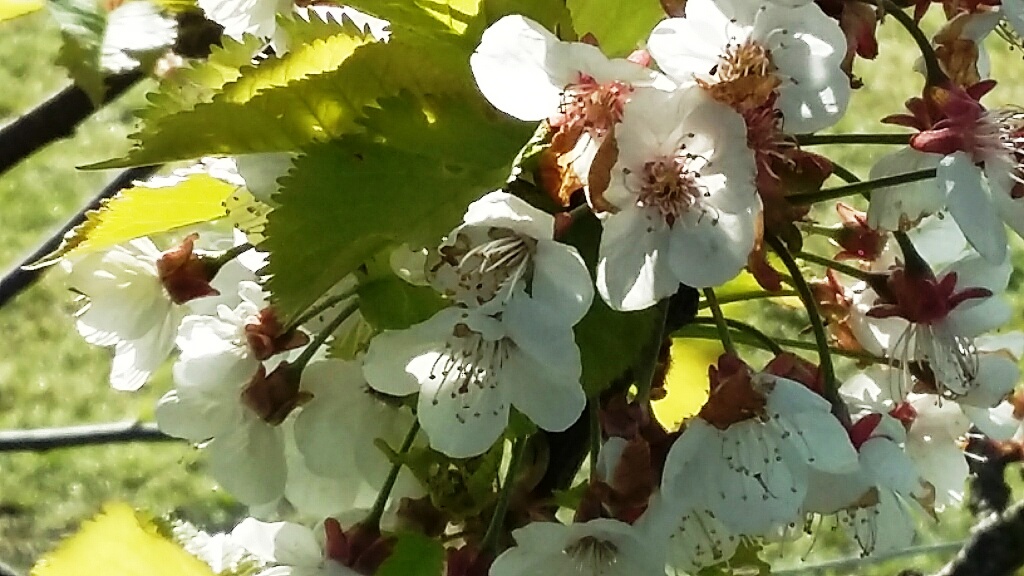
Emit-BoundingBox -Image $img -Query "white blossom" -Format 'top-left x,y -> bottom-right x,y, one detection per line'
647,0 -> 850,132
231,518 -> 358,576
596,86 -> 759,310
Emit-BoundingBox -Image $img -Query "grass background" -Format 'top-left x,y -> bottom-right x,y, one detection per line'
0,8 -> 1022,575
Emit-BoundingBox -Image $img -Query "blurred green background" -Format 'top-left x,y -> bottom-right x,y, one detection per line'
0,8 -> 1023,575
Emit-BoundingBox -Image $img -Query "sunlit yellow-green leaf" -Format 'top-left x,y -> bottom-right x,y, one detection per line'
30,503 -> 215,576
0,0 -> 43,21
30,173 -> 235,267
224,188 -> 271,244
343,0 -> 483,38
651,338 -> 717,430
566,0 -> 663,56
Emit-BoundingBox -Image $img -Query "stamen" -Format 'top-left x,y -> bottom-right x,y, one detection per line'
637,149 -> 713,227
554,73 -> 633,137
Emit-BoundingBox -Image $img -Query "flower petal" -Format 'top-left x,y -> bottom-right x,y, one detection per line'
942,152 -> 1007,263
207,419 -> 287,505
597,206 -> 678,311
362,308 -> 468,397
230,518 -> 322,567
461,191 -> 554,240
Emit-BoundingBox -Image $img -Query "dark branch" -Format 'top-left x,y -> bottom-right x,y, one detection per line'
0,165 -> 158,310
0,421 -> 174,453
0,72 -> 143,177
934,498 -> 1024,576
0,559 -> 21,576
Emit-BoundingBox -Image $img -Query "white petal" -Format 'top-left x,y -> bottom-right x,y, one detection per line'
524,240 -> 594,327
647,14 -> 734,85
506,335 -> 586,432
231,518 -> 322,566
461,191 -> 554,240
207,420 -> 287,505
155,387 -> 242,441
867,148 -> 944,231
362,308 -> 467,397
963,402 -> 1020,440
957,352 -> 1019,408
416,374 -> 509,458
942,152 -> 1007,263
597,206 -> 678,311
667,204 -> 759,288
904,436 -> 967,509
470,15 -> 570,121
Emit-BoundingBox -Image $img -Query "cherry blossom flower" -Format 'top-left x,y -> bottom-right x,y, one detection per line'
876,83 -> 1024,261
596,86 -> 759,310
363,192 -> 591,457
809,413 -> 934,555
848,250 -> 1015,401
470,15 -> 672,204
660,355 -> 858,536
66,233 -> 249,391
292,359 -> 422,516
231,518 -> 360,576
489,518 -> 665,576
647,0 -> 850,133
640,493 -> 740,573
156,282 -> 309,505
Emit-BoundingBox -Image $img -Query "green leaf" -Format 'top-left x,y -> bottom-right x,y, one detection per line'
92,36 -> 478,168
30,503 -> 216,576
0,0 -> 43,22
217,20 -> 375,104
29,173 -> 235,267
374,532 -> 444,576
339,0 -> 482,39
566,0 -> 664,56
263,91 -> 531,319
483,0 -> 572,35
357,252 -> 447,331
141,34 -> 265,122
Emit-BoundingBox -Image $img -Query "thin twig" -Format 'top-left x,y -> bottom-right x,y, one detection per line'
0,72 -> 143,177
0,165 -> 159,310
0,421 -> 172,452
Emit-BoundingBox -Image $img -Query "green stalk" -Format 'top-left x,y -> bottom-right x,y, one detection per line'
287,299 -> 358,373
796,133 -> 910,146
795,250 -> 874,281
871,0 -> 948,86
675,323 -> 886,364
695,289 -> 798,310
634,298 -> 671,405
702,288 -> 736,356
481,437 -> 528,553
287,288 -> 359,331
791,167 -> 936,205
687,317 -> 783,354
768,236 -> 852,427
365,421 -> 420,528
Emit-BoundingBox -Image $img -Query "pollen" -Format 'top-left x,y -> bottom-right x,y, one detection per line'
699,40 -> 780,112
637,149 -> 711,227
553,73 -> 634,138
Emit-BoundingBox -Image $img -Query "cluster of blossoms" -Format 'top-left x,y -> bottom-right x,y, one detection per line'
52,0 -> 1024,573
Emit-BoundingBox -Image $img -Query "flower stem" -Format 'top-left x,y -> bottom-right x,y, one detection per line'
795,250 -> 874,281
287,298 -> 358,373
865,0 -> 948,86
768,236 -> 852,427
674,323 -> 886,364
588,401 -> 601,472
287,288 -> 359,331
831,163 -> 862,184
796,133 -> 910,146
791,167 -> 936,205
686,317 -> 783,354
635,298 -> 671,405
482,436 -> 528,553
695,289 -> 798,310
203,242 -> 255,270
366,420 -> 420,528
702,288 -> 736,356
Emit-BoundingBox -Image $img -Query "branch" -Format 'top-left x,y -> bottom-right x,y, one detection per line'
0,559 -> 21,576
934,498 -> 1024,576
0,72 -> 143,177
0,421 -> 173,452
0,165 -> 158,310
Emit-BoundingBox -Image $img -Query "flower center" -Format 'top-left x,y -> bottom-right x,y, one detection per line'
563,536 -> 619,568
699,40 -> 780,112
428,227 -> 536,307
427,322 -> 511,423
636,151 -> 709,227
552,73 -> 633,138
